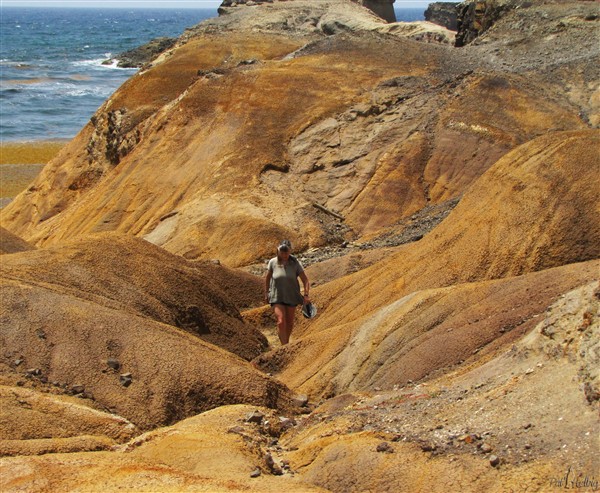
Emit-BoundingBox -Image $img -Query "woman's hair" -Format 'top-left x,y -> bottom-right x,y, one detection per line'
278,239 -> 292,252
276,239 -> 296,264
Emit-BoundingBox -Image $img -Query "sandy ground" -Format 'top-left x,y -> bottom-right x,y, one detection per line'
0,141 -> 65,165
0,141 -> 64,208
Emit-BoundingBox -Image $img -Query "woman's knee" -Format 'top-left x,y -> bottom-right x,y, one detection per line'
273,305 -> 285,324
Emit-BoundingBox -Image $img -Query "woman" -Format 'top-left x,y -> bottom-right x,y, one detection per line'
264,239 -> 310,345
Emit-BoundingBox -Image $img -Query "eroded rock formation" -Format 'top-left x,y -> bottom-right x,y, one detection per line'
425,1 -> 459,30
0,1 -> 598,491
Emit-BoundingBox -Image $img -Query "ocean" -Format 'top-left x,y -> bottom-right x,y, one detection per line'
0,6 -> 425,143
0,7 -> 219,142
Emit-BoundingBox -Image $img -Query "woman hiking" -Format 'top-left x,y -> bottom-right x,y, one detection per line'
264,239 -> 310,345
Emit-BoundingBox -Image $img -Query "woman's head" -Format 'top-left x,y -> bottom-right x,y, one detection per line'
278,239 -> 292,253
277,239 -> 292,261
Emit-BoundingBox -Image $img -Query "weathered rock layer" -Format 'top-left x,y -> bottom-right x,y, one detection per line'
0,1 -> 598,491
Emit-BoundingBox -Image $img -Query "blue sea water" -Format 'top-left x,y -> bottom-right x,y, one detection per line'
394,7 -> 426,23
0,7 -> 218,142
0,6 -> 425,143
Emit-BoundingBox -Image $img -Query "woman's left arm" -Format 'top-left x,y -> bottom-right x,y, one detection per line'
299,271 -> 310,299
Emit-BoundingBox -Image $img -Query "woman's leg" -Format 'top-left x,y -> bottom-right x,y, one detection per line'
283,305 -> 297,344
273,304 -> 297,345
273,304 -> 287,344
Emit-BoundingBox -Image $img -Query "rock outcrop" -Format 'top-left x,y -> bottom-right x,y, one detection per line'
0,1 -> 599,491
353,0 -> 396,23
0,386 -> 138,456
112,36 -> 177,68
455,0 -> 514,46
0,405 -> 327,493
0,233 -> 267,359
425,1 -> 459,30
277,282 -> 599,493
0,234 -> 293,431
219,0 -> 397,23
258,129 -> 600,395
1,0 -> 595,266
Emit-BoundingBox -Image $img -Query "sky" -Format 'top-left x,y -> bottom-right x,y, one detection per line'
1,0 -> 432,9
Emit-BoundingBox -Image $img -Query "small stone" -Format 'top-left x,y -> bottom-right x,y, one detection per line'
26,368 -> 41,376
14,359 -> 23,367
459,434 -> 479,444
420,442 -> 437,452
489,455 -> 500,467
107,358 -> 120,370
278,416 -> 296,431
376,442 -> 393,453
120,373 -> 133,387
250,468 -> 261,478
265,453 -> 283,475
293,394 -> 309,407
480,443 -> 493,453
246,410 -> 265,424
71,384 -> 85,394
227,426 -> 245,435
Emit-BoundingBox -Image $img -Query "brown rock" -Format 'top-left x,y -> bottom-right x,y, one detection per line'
376,441 -> 393,453
480,443 -> 493,453
246,410 -> 265,424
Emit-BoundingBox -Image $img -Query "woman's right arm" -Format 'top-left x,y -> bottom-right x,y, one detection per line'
264,269 -> 272,304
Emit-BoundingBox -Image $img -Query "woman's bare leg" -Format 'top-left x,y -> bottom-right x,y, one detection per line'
273,304 -> 287,344
273,304 -> 297,345
282,305 -> 296,344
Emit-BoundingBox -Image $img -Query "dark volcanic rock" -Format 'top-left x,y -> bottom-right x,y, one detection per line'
355,0 -> 397,23
456,0 -> 514,46
425,2 -> 459,30
115,37 -> 177,68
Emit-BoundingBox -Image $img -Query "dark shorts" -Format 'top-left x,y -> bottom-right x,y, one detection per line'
271,302 -> 299,307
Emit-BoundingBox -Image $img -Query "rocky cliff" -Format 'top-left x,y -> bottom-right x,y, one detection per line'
425,1 -> 459,30
0,0 -> 599,491
456,0 -> 514,46
354,0 -> 397,23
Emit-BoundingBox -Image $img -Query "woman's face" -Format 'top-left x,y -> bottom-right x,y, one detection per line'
279,248 -> 290,259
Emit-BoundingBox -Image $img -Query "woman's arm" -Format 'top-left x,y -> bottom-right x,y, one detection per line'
299,271 -> 310,299
264,270 -> 272,303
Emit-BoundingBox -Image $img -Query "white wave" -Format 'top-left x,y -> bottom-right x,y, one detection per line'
72,58 -> 136,71
0,60 -> 35,68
